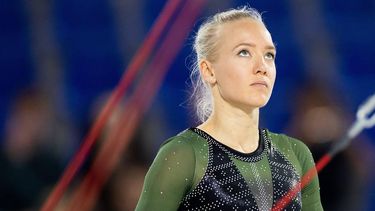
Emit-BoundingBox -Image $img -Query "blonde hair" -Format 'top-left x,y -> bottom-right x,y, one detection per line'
190,6 -> 264,122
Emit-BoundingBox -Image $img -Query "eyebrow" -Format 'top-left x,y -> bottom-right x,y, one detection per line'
232,42 -> 276,51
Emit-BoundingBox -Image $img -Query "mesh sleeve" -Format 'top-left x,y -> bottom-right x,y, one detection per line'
292,139 -> 324,211
135,136 -> 196,211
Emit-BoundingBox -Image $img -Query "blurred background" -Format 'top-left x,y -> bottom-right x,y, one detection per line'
1,0 -> 375,210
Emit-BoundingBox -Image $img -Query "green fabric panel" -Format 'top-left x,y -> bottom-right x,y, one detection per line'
136,129 -> 323,211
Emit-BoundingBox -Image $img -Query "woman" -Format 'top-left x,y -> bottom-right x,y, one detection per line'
136,6 -> 323,211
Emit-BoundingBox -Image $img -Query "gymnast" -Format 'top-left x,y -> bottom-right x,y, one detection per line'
136,6 -> 323,211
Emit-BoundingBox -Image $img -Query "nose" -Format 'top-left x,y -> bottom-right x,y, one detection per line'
254,56 -> 267,75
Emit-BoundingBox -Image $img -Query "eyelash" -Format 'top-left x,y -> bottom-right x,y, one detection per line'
238,49 -> 250,57
265,52 -> 276,60
238,49 -> 276,60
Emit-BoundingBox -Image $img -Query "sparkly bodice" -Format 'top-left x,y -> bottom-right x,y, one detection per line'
178,128 -> 301,211
135,129 -> 323,211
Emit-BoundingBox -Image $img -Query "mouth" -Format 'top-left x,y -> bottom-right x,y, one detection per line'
250,81 -> 268,88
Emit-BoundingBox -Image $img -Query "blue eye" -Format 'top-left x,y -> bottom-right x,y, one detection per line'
265,52 -> 275,60
238,50 -> 250,57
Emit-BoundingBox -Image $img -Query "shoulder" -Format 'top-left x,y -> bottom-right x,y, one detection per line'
161,129 -> 199,148
266,129 -> 315,172
157,129 -> 203,159
267,130 -> 312,156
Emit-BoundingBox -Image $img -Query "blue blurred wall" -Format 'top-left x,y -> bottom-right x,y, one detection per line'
1,0 -> 375,202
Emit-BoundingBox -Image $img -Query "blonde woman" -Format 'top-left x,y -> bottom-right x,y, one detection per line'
136,6 -> 323,211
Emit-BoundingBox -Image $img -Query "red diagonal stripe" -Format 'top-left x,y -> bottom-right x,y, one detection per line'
41,1 -> 183,210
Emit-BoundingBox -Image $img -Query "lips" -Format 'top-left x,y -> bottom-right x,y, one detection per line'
250,80 -> 268,88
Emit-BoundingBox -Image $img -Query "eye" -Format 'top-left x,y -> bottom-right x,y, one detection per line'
238,49 -> 250,57
265,52 -> 275,60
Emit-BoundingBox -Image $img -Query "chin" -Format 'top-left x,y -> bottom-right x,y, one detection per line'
257,102 -> 269,108
236,100 -> 268,111
228,95 -> 271,110
249,96 -> 271,108
252,102 -> 268,109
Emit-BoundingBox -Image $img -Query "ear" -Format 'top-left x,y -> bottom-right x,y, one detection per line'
199,59 -> 216,84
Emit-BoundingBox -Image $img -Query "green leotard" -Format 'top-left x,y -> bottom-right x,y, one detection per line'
136,128 -> 323,210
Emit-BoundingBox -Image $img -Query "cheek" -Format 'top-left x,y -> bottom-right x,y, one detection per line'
271,67 -> 276,79
269,68 -> 277,88
214,62 -> 239,81
225,61 -> 249,79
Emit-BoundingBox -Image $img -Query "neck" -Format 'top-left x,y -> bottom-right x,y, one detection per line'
198,103 -> 260,153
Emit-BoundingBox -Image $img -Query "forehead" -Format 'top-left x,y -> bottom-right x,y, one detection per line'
216,18 -> 274,48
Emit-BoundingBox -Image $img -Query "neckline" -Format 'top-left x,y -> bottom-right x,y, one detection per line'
190,127 -> 269,162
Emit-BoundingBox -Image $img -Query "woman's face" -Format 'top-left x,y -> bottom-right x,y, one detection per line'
209,18 -> 276,110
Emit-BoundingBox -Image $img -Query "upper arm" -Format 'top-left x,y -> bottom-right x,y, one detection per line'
136,136 -> 196,211
291,138 -> 324,211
